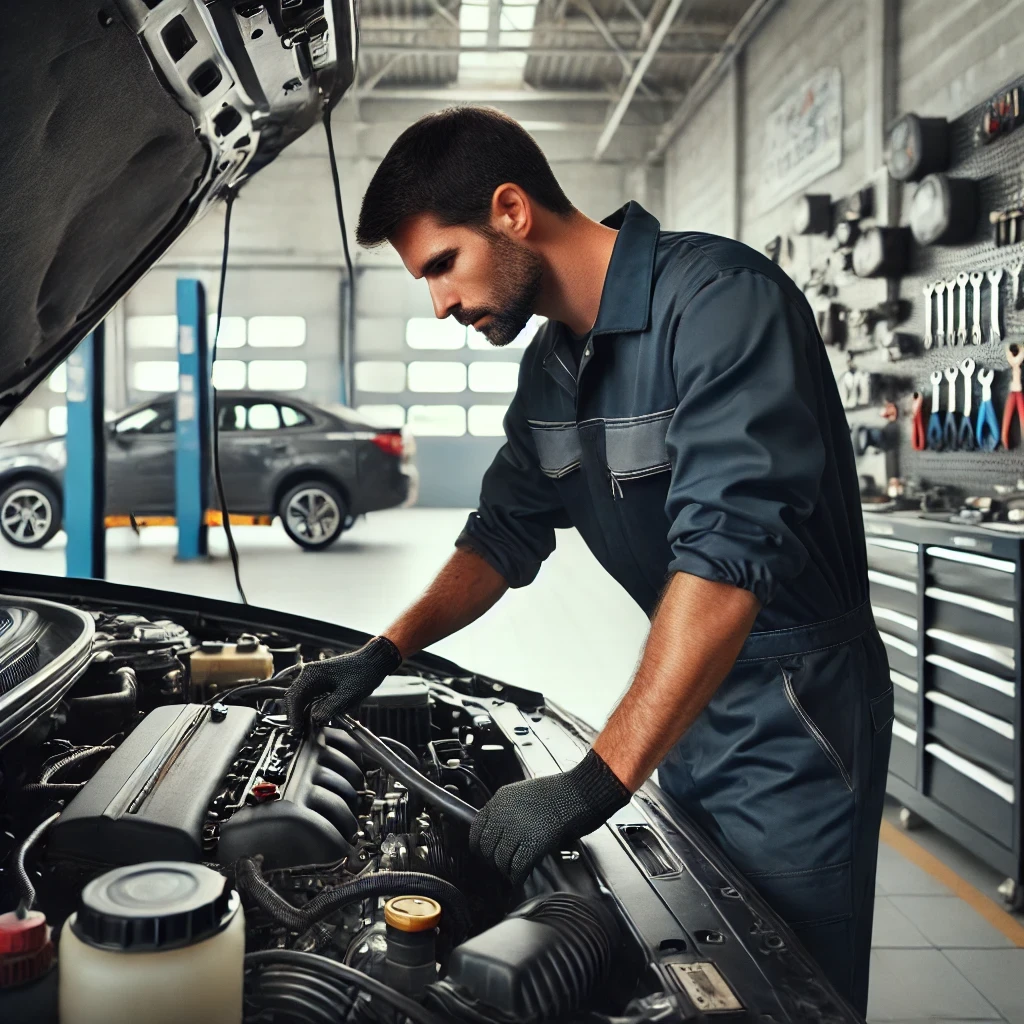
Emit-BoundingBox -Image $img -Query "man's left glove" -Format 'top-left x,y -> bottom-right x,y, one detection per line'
469,748 -> 631,885
283,636 -> 402,733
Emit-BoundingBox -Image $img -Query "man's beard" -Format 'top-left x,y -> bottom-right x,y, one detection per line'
455,232 -> 543,347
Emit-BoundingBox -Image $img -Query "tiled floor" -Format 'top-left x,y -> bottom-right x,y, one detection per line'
869,833 -> 1024,1024
5,509 -> 1023,1021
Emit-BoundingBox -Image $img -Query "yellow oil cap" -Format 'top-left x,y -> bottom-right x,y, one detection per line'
384,896 -> 442,933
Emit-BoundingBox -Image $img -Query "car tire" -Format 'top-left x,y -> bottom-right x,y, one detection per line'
278,481 -> 348,551
0,480 -> 62,549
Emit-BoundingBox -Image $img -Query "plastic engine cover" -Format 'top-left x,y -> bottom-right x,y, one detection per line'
48,704 -> 365,871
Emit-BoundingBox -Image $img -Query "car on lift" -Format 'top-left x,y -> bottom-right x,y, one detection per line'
0,391 -> 417,551
0,4 -> 859,1024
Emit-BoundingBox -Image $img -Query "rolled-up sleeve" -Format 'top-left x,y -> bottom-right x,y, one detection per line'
665,269 -> 825,606
456,361 -> 571,588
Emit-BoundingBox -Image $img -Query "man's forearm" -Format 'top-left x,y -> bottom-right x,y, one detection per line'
593,572 -> 761,791
382,545 -> 510,658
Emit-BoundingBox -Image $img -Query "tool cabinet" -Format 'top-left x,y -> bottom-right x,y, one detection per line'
864,512 -> 1023,904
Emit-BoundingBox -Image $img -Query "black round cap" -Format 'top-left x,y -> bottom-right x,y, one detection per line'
74,862 -> 237,952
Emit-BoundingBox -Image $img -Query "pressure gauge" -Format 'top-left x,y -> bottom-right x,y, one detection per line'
852,227 -> 911,278
792,194 -> 832,236
909,173 -> 979,246
886,113 -> 950,182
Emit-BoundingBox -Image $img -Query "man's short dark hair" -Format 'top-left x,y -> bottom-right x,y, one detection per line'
356,107 -> 575,247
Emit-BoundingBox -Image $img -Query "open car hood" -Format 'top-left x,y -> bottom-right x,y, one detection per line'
0,0 -> 356,420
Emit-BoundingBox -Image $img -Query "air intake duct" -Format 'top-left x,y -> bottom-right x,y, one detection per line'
425,893 -> 619,1024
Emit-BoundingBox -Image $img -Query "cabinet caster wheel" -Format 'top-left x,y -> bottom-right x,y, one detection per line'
997,878 -> 1024,912
898,807 -> 924,831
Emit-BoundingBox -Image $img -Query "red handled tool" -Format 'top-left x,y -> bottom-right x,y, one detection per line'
910,392 -> 926,450
1001,344 -> 1024,449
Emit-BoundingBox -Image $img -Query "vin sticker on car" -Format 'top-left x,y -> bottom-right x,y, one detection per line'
668,962 -> 742,1012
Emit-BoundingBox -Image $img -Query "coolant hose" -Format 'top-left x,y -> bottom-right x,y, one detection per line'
13,811 -> 59,918
236,857 -> 472,940
68,666 -> 137,712
340,714 -> 478,826
40,745 -> 115,783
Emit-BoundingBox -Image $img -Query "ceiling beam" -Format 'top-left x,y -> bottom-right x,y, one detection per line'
358,0 -> 460,91
360,42 -> 714,58
645,0 -> 780,163
354,85 -> 678,103
569,0 -> 655,99
594,0 -> 696,159
425,0 -> 460,28
358,14 -> 730,39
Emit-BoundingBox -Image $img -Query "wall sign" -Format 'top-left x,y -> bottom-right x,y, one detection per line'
757,67 -> 843,213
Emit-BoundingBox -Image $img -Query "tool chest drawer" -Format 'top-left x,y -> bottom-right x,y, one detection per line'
925,588 -> 1017,649
879,630 -> 917,679
892,670 -> 919,725
866,538 -> 919,580
925,743 -> 1015,849
890,721 -> 918,787
925,653 -> 1016,722
925,691 -> 1015,781
925,546 -> 1017,605
925,627 -> 1015,680
871,605 -> 918,646
869,570 -> 919,618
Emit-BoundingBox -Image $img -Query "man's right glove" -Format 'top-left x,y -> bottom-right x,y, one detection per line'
283,636 -> 402,733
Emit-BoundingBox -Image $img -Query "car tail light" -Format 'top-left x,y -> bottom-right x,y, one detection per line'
371,432 -> 404,457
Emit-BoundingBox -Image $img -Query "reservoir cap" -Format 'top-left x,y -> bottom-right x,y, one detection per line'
74,862 -> 237,952
384,895 -> 441,933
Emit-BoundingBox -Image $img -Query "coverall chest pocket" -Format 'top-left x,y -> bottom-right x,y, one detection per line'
528,420 -> 582,480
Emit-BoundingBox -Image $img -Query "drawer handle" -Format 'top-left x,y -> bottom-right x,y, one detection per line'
867,538 -> 919,554
892,721 -> 917,745
926,628 -> 1015,671
891,670 -> 919,694
925,654 -> 1016,698
925,742 -> 1014,804
925,587 -> 1015,622
869,570 -> 918,594
924,691 -> 1014,739
879,631 -> 917,658
872,605 -> 918,631
925,546 -> 1015,574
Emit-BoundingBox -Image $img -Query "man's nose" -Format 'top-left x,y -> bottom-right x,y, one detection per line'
428,283 -> 458,321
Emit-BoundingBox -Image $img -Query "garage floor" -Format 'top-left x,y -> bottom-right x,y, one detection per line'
4,507 -> 1023,1022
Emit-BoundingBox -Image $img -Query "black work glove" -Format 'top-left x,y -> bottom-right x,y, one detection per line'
283,636 -> 402,733
469,749 -> 631,885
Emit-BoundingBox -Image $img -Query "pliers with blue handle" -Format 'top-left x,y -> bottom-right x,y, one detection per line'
927,370 -> 944,450
943,365 -> 960,449
976,367 -> 999,450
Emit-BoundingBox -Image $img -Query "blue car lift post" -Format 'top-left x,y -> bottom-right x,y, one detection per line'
175,278 -> 212,561
65,326 -> 106,579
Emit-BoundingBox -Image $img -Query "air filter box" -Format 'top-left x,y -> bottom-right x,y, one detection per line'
358,678 -> 431,752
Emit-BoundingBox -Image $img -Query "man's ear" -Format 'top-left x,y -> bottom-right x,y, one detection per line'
490,183 -> 532,240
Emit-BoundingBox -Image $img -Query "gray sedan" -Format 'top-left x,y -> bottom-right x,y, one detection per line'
0,392 -> 417,550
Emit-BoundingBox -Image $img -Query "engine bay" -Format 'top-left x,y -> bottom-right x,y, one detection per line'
0,591 -> 861,1023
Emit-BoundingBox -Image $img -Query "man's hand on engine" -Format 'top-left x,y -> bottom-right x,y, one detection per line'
469,749 -> 631,885
283,636 -> 402,733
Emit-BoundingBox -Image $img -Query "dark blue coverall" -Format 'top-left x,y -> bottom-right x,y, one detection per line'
457,201 -> 893,1013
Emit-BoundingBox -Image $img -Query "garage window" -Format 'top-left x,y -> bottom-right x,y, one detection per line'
406,318 -> 466,350
406,405 -> 466,436
407,361 -> 467,393
212,359 -> 246,390
48,364 -> 67,394
468,361 -> 519,393
248,315 -> 306,348
132,361 -> 179,392
207,315 -> 247,348
355,361 -> 406,393
357,405 -> 405,428
247,360 -> 307,390
48,406 -> 67,436
468,404 -> 509,436
126,315 -> 178,348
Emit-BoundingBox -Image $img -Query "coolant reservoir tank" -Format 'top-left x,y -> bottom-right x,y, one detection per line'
189,637 -> 273,696
58,862 -> 244,1024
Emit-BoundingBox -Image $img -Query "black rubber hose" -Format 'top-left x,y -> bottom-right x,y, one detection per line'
68,667 -> 137,712
341,715 -> 478,826
13,812 -> 59,918
245,949 -> 450,1024
21,783 -> 85,797
236,857 -> 472,940
40,745 -> 115,783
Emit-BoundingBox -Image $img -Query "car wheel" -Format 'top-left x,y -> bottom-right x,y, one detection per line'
279,481 -> 347,550
0,481 -> 62,548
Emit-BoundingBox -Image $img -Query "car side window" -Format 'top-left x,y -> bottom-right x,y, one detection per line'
115,404 -> 174,435
279,404 -> 311,428
246,403 -> 281,431
217,403 -> 246,432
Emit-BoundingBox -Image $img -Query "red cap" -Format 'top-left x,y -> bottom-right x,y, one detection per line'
0,911 -> 53,987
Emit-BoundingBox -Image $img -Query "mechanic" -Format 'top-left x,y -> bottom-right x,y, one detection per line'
285,107 -> 892,1013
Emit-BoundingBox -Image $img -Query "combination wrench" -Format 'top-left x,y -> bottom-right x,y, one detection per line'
958,357 -> 976,450
934,281 -> 946,345
970,271 -> 984,344
946,278 -> 957,345
922,281 -> 935,348
956,272 -> 969,344
943,365 -> 959,448
1012,262 -> 1023,311
928,370 -> 944,449
988,267 -> 1004,343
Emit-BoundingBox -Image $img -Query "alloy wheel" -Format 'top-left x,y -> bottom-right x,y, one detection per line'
1,488 -> 53,545
285,486 -> 341,545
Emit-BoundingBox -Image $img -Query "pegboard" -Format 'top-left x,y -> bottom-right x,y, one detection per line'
811,74 -> 1024,500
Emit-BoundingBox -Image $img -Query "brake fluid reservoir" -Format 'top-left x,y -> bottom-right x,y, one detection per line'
189,636 -> 273,696
58,862 -> 244,1024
